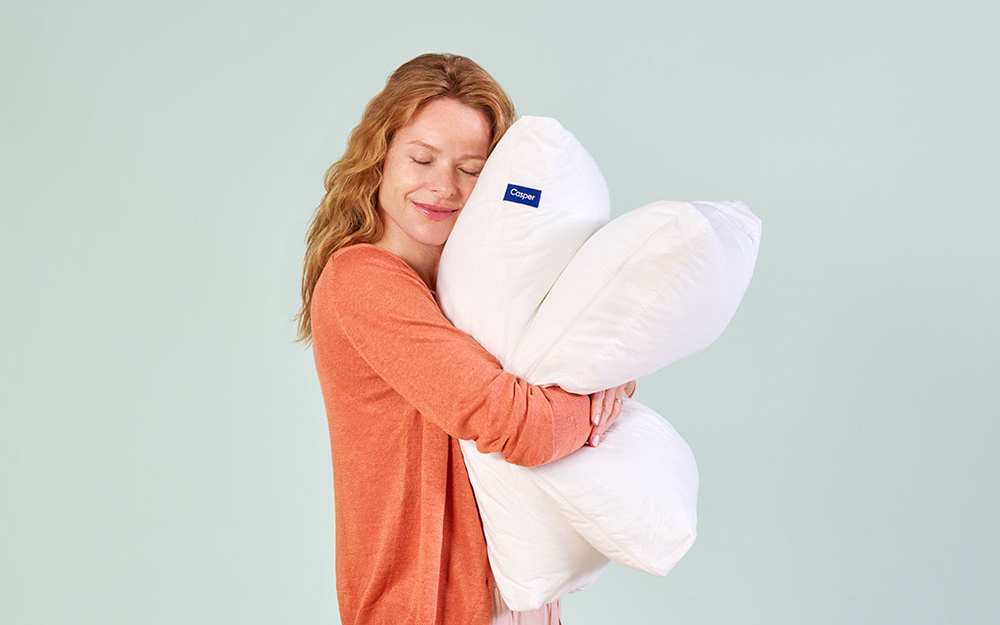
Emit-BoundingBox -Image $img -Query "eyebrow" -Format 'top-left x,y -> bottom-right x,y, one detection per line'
407,140 -> 487,161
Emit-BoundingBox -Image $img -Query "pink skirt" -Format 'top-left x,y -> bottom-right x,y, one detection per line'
489,583 -> 561,625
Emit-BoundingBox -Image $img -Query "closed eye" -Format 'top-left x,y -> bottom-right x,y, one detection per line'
411,157 -> 480,177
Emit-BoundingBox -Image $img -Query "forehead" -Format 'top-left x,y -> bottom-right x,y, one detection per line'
394,98 -> 491,156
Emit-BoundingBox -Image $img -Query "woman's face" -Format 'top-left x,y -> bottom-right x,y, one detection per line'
376,97 -> 491,256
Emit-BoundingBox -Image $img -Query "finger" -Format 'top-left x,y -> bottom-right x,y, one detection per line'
602,388 -> 615,423
589,421 -> 603,447
625,379 -> 637,398
587,391 -> 605,446
590,390 -> 605,427
604,388 -> 625,433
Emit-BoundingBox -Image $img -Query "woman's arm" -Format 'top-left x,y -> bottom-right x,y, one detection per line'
313,246 -> 592,467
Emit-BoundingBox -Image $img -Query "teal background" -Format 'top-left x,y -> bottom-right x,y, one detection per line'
2,0 -> 997,623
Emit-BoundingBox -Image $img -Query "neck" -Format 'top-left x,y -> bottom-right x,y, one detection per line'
372,239 -> 442,292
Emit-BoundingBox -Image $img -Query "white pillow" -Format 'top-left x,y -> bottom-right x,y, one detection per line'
435,116 -> 608,361
437,115 -> 762,610
514,198 -> 763,391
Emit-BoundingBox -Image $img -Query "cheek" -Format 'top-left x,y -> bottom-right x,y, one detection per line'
378,164 -> 403,204
383,162 -> 422,197
459,177 -> 479,200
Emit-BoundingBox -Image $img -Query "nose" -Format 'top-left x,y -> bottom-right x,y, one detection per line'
428,166 -> 459,198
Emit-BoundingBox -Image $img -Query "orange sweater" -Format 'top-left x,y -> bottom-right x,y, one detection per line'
310,243 -> 593,625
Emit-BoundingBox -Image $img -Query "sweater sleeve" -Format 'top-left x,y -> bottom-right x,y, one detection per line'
315,245 -> 592,467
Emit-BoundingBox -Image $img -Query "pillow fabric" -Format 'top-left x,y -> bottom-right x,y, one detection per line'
435,116 -> 609,362
514,197 -> 762,391
436,116 -> 762,610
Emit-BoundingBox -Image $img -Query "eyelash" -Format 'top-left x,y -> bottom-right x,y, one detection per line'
410,157 -> 479,177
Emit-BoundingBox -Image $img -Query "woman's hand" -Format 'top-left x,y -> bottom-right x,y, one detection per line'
587,379 -> 637,447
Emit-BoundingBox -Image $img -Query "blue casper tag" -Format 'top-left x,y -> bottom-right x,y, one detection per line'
503,183 -> 542,208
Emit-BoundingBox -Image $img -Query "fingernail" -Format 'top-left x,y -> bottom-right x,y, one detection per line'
592,434 -> 601,447
593,412 -> 601,426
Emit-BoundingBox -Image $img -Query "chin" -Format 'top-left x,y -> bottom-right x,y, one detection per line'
422,235 -> 451,248
418,226 -> 456,247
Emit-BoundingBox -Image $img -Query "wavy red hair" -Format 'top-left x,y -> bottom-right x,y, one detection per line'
293,53 -> 517,345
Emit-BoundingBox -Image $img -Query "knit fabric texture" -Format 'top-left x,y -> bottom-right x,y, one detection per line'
310,243 -> 592,625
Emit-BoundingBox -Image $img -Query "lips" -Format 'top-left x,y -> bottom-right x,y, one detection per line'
414,202 -> 458,221
415,202 -> 456,213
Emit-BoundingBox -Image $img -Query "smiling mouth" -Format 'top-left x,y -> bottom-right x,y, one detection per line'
414,202 -> 456,214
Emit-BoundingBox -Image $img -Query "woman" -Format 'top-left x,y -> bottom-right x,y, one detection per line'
295,53 -> 635,625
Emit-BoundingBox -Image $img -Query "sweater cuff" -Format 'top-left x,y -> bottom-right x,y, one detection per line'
540,387 -> 592,463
